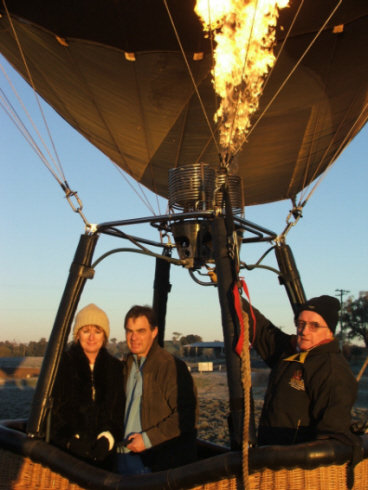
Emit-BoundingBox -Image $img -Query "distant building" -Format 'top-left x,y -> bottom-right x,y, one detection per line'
182,341 -> 224,358
0,357 -> 42,378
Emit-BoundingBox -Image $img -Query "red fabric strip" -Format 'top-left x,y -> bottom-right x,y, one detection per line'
233,278 -> 257,355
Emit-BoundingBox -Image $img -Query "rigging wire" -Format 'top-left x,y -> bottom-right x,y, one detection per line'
295,26 -> 343,203
128,60 -> 161,215
0,66 -> 65,186
206,0 -> 221,146
61,44 -> 160,217
1,0 -> 360,230
236,0 -> 345,222
225,0 -> 260,157
260,0 -> 304,98
299,99 -> 368,206
173,82 -> 192,170
245,0 -> 343,143
0,86 -> 62,182
111,161 -> 157,216
299,75 -> 368,205
294,50 -> 368,208
163,0 -> 220,156
2,0 -> 66,183
1,1 -> 160,223
196,0 -> 305,161
0,81 -> 91,226
164,0 -> 347,222
1,3 -> 92,226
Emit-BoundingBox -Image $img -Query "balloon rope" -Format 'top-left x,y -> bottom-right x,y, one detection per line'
356,355 -> 368,383
241,310 -> 251,490
163,0 -> 220,155
233,280 -> 255,488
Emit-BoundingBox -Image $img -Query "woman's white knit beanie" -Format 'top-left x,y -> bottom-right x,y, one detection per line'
73,303 -> 110,339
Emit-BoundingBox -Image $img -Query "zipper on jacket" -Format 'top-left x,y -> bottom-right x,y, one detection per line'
292,419 -> 301,445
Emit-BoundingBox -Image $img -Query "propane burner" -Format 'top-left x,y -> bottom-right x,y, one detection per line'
168,163 -> 215,212
215,172 -> 244,216
170,220 -> 213,269
169,163 -> 244,216
168,163 -> 244,268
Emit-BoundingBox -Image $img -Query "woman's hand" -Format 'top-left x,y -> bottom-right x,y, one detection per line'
68,436 -> 90,457
91,436 -> 110,461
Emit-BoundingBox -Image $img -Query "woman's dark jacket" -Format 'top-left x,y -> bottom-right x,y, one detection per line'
243,299 -> 358,446
50,342 -> 125,464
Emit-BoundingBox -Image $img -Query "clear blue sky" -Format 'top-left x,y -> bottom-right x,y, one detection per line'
1,57 -> 367,343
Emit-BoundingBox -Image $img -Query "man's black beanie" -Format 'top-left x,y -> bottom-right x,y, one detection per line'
296,295 -> 341,334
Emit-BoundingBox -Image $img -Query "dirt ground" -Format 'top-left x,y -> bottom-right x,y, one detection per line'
0,368 -> 367,447
193,369 -> 368,446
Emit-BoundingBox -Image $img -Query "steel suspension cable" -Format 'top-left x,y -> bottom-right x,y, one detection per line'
259,0 -> 304,99
244,0 -> 343,145
1,0 -> 160,222
163,0 -> 220,155
299,99 -> 368,207
62,46 -> 157,214
0,85 -> 63,183
2,0 -> 66,182
128,61 -> 161,215
111,161 -> 157,216
225,0 -> 260,157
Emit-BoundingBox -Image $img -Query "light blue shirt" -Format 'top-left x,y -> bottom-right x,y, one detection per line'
123,355 -> 152,453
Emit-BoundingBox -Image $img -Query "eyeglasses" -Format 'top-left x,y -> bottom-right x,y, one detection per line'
295,320 -> 329,333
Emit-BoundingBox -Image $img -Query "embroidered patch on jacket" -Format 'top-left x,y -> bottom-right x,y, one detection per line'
289,369 -> 305,391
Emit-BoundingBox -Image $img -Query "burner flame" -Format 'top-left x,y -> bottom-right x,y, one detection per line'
195,0 -> 289,158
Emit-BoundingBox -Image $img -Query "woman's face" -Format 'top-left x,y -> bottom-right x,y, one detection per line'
77,325 -> 105,360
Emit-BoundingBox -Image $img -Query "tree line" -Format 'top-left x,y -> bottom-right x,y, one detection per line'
0,338 -> 48,357
0,338 -> 129,358
0,333 -> 203,358
1,291 -> 366,358
342,291 -> 368,348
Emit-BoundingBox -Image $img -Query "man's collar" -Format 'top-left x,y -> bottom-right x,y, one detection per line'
286,337 -> 336,363
133,354 -> 146,368
284,351 -> 309,363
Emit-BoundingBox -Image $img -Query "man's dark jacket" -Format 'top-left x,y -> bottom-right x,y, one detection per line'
243,299 -> 358,446
124,340 -> 198,471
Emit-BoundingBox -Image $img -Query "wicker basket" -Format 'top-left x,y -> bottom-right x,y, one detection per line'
0,449 -> 84,490
1,448 -> 367,490
192,460 -> 368,490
